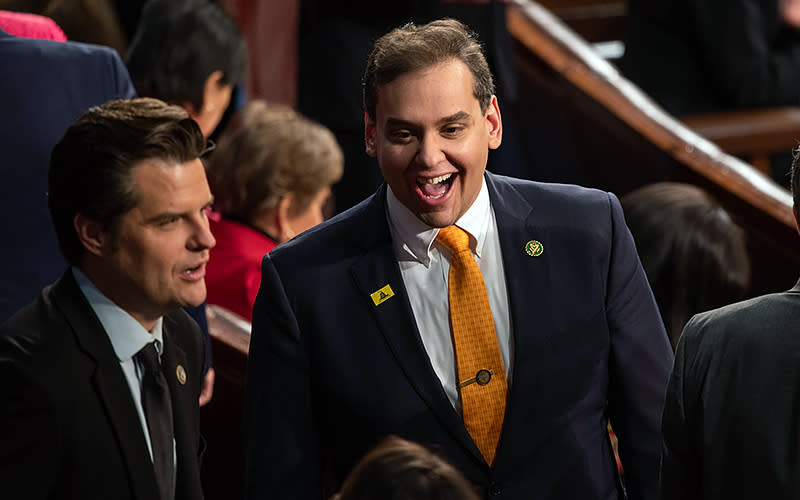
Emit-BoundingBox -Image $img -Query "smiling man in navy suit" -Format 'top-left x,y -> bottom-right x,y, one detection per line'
244,18 -> 673,500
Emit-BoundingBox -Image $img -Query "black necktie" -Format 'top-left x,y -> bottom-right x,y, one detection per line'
136,342 -> 174,500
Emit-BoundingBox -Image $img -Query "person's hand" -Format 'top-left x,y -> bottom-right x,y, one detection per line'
199,367 -> 215,406
781,0 -> 800,29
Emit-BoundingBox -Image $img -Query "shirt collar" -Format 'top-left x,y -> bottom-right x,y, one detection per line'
72,267 -> 164,361
386,177 -> 492,266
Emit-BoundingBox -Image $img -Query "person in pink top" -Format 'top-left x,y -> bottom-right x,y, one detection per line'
0,10 -> 67,41
205,100 -> 343,320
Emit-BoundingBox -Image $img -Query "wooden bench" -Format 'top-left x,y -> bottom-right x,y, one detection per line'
200,305 -> 250,500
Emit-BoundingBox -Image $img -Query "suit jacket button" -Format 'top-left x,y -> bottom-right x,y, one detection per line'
489,482 -> 501,496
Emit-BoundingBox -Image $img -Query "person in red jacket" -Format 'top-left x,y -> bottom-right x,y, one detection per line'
205,100 -> 343,321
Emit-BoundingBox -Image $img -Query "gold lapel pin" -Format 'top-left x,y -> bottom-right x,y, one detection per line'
370,284 -> 395,306
525,240 -> 544,257
176,365 -> 187,385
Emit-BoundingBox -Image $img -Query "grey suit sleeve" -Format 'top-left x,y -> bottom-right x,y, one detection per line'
0,361 -> 59,499
661,317 -> 702,500
244,255 -> 322,499
604,192 -> 674,500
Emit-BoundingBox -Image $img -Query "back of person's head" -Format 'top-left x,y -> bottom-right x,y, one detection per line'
49,97 -> 207,267
125,0 -> 246,115
335,436 -> 480,500
363,18 -> 495,120
621,182 -> 750,349
206,100 -> 343,230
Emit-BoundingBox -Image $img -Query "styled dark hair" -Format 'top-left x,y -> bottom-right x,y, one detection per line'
206,100 -> 343,223
621,182 -> 750,349
125,0 -> 247,110
335,436 -> 481,500
363,18 -> 495,120
49,98 -> 207,266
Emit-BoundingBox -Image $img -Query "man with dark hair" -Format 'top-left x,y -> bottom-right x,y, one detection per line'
660,153 -> 800,498
125,0 -> 247,138
245,19 -> 673,500
0,98 -> 215,500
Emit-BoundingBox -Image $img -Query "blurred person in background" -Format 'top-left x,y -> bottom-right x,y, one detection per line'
334,436 -> 481,500
621,182 -> 750,349
205,100 -> 343,321
0,18 -> 135,324
125,0 -> 246,139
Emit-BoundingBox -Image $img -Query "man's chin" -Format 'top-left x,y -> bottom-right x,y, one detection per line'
414,209 -> 459,229
178,286 -> 208,310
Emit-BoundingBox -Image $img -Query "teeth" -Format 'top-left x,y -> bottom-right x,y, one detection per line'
421,173 -> 453,185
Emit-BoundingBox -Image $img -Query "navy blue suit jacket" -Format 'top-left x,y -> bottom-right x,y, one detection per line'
244,172 -> 673,499
0,28 -> 136,323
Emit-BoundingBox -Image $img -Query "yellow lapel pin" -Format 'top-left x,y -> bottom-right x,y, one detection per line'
370,284 -> 395,306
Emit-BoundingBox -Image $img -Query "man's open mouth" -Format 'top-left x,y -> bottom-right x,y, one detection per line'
417,173 -> 455,199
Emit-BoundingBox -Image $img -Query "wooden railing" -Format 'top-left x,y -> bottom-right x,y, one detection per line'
506,0 -> 800,296
681,108 -> 800,177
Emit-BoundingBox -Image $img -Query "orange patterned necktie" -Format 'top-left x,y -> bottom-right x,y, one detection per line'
437,225 -> 507,465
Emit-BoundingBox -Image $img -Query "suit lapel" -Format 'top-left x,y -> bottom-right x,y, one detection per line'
162,317 -> 202,500
51,271 -> 160,500
349,188 -> 484,464
484,173 -> 554,469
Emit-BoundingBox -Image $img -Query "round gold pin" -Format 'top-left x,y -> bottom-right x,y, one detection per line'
525,240 -> 543,257
176,365 -> 187,385
476,369 -> 492,386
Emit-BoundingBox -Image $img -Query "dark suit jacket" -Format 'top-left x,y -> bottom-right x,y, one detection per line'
621,0 -> 800,115
244,172 -> 673,499
0,28 -> 136,323
0,270 -> 205,499
661,280 -> 800,500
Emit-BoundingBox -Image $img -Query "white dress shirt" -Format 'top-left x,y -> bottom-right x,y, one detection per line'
385,180 -> 513,413
73,267 -> 175,473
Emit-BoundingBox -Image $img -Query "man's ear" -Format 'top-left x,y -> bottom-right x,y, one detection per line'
364,111 -> 377,157
486,95 -> 503,150
73,214 -> 107,257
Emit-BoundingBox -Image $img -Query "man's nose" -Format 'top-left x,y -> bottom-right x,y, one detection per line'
189,215 -> 216,250
415,133 -> 446,168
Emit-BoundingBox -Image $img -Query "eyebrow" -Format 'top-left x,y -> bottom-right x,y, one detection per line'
384,111 -> 472,129
143,195 -> 215,224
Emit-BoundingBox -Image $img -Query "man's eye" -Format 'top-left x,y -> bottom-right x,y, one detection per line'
158,216 -> 180,227
389,130 -> 412,141
442,125 -> 463,136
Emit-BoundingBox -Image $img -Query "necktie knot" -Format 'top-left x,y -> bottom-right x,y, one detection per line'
436,225 -> 470,255
136,342 -> 161,374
